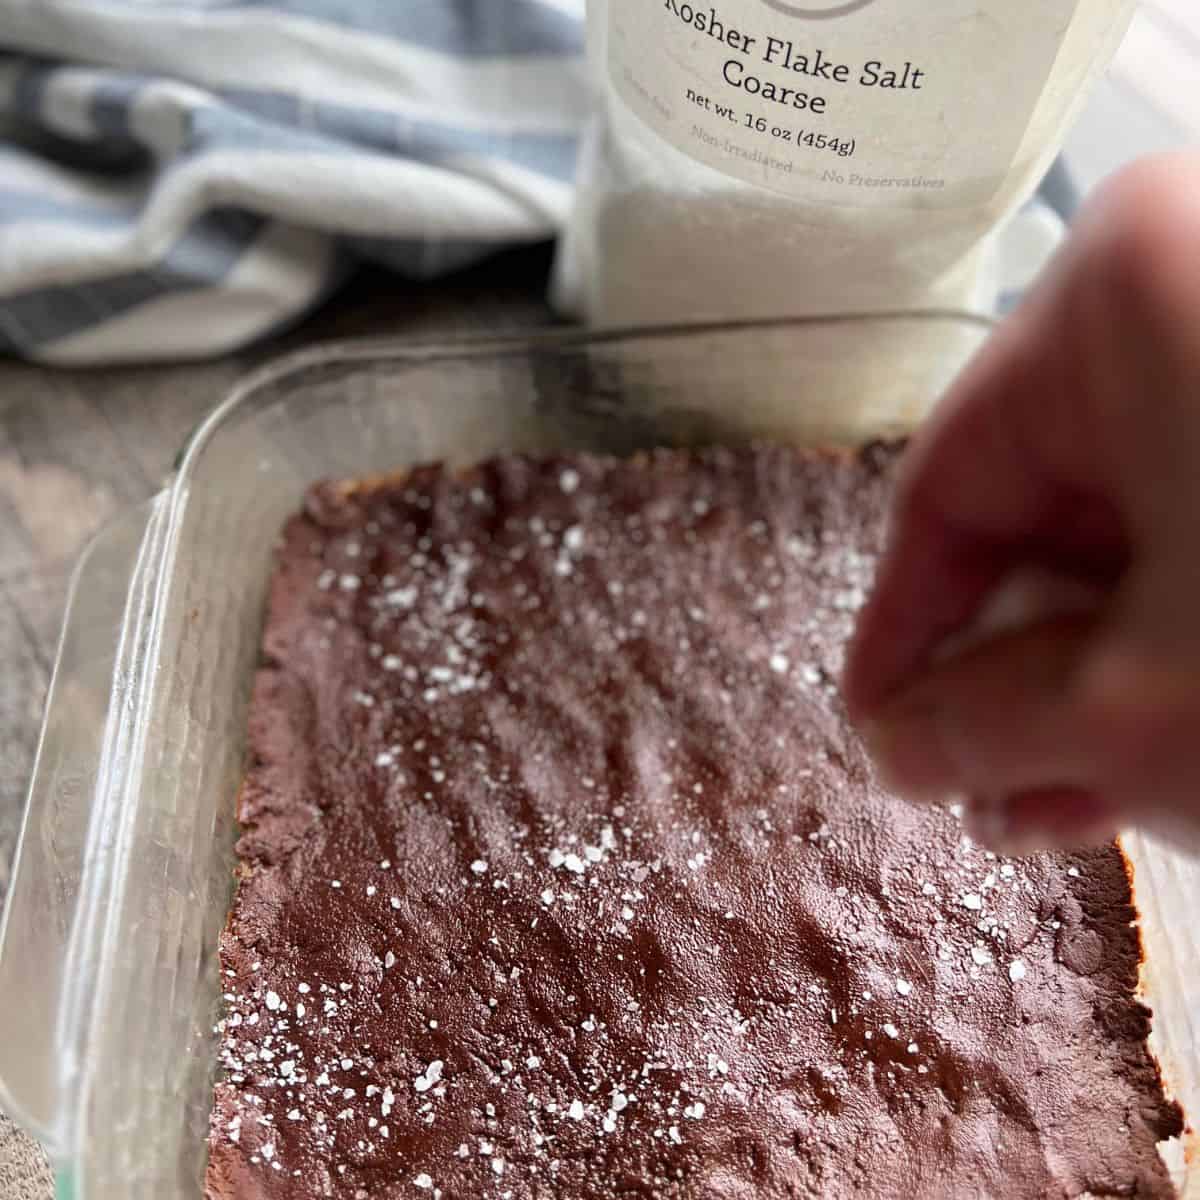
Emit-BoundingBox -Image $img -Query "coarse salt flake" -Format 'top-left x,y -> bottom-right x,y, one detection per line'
1009,959 -> 1027,983
961,893 -> 983,911
471,860 -> 488,875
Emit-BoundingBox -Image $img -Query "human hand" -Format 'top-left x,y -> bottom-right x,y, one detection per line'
843,152 -> 1200,855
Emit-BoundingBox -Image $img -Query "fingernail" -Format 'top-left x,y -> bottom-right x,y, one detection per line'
966,789 -> 1119,857
862,708 -> 962,804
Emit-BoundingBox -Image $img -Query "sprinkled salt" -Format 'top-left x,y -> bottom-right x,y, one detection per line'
769,653 -> 790,675
971,945 -> 994,966
414,1174 -> 434,1190
684,1102 -> 706,1119
526,1056 -> 541,1069
1009,959 -> 1027,983
883,1023 -> 900,1039
414,1060 -> 444,1093
541,889 -> 555,905
560,468 -> 580,494
471,860 -> 488,875
961,893 -> 983,911
385,586 -> 417,609
895,979 -> 912,996
568,1100 -> 586,1121
264,991 -> 281,1011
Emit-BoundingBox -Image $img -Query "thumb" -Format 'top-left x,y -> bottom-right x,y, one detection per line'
862,613 -> 1111,820
863,608 -> 1200,855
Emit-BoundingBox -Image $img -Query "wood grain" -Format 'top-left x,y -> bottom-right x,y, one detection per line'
0,248 -> 555,1198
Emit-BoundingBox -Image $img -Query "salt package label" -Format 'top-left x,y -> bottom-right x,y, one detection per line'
608,0 -> 1082,208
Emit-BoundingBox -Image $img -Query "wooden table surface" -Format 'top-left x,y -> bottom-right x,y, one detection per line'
0,247 -> 556,1198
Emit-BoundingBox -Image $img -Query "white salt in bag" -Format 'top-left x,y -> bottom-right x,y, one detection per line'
555,0 -> 1134,328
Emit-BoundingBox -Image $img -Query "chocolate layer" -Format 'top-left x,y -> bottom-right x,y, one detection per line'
207,445 -> 1183,1199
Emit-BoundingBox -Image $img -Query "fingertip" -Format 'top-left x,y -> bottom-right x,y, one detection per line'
964,788 -> 1120,857
860,714 -> 961,806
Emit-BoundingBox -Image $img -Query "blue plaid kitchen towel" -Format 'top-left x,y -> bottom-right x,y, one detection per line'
0,1 -> 587,363
0,1 -> 1068,365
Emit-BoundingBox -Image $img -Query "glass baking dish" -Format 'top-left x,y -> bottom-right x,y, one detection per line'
0,316 -> 1195,1200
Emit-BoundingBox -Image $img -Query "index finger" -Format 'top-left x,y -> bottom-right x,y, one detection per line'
843,213 -> 1138,716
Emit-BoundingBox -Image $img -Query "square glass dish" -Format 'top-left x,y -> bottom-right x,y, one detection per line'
0,316 -> 1195,1200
